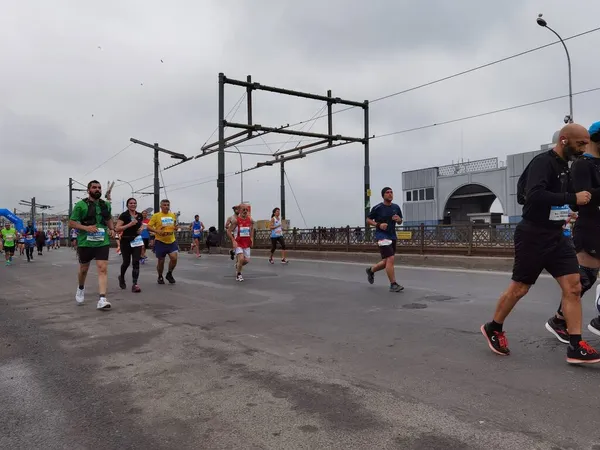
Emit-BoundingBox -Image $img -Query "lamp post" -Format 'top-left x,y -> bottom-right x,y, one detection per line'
117,179 -> 135,197
537,14 -> 573,123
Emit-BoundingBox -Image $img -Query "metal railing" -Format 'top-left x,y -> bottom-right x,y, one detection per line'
174,224 -> 518,256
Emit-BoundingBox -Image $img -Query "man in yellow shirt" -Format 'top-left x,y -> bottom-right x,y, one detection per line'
147,199 -> 179,284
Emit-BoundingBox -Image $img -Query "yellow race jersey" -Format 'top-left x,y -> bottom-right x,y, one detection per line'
149,212 -> 177,244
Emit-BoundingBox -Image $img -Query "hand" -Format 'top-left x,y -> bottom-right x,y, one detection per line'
379,223 -> 388,231
129,218 -> 138,227
85,225 -> 99,233
392,214 -> 401,223
108,229 -> 115,239
576,191 -> 592,205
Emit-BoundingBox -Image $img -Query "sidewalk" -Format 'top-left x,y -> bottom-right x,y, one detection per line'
210,248 -> 514,272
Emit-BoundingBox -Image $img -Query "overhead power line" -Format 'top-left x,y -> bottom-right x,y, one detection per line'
83,142 -> 134,177
278,26 -> 600,130
371,86 -> 600,140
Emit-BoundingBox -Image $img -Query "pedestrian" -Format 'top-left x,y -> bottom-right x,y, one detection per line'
481,123 -> 600,364
365,187 -> 404,292
147,199 -> 179,284
68,180 -> 115,310
116,198 -> 144,293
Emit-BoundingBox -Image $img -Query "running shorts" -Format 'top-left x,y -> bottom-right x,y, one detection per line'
378,240 -> 397,259
235,247 -> 251,259
573,225 -> 600,257
4,245 -> 15,255
511,221 -> 579,285
270,237 -> 286,251
78,245 -> 110,264
154,241 -> 179,259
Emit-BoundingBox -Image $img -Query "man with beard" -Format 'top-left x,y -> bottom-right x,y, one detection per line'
545,122 -> 600,342
481,123 -> 600,364
68,180 -> 115,310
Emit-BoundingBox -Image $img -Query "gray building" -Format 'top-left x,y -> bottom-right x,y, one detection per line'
401,149 -> 547,226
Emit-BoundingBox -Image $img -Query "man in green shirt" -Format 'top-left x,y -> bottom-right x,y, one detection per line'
1,223 -> 17,266
69,180 -> 115,310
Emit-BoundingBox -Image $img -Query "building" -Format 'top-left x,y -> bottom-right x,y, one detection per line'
401,148 -> 545,226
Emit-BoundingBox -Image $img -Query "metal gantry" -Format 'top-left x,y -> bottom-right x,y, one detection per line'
197,73 -> 370,236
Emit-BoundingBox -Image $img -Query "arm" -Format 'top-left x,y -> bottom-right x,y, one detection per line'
526,158 -> 577,206
270,218 -> 276,230
227,218 -> 238,247
250,220 -> 255,246
106,218 -> 115,238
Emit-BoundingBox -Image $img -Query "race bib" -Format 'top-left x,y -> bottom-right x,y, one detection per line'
193,230 -> 201,236
130,235 -> 144,247
161,217 -> 174,227
239,226 -> 251,237
378,239 -> 393,247
274,228 -> 282,237
549,205 -> 570,221
86,228 -> 106,242
4,235 -> 14,243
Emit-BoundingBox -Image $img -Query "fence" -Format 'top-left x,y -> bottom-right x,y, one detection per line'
175,224 -> 518,257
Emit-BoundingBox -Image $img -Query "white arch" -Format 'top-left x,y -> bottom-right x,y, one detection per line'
440,182 -> 505,216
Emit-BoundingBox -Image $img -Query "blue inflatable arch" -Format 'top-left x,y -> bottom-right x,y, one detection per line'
0,209 -> 25,233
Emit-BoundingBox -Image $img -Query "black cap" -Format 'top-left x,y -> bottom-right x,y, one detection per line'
381,187 -> 392,197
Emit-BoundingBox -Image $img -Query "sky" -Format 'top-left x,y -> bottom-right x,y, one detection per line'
2,0 -> 600,228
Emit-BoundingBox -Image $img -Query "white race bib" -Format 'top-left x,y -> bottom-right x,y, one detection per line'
4,235 -> 14,243
274,228 -> 282,237
161,217 -> 174,227
130,235 -> 144,247
193,230 -> 201,236
549,205 -> 570,222
239,226 -> 251,237
86,228 -> 106,242
378,239 -> 393,247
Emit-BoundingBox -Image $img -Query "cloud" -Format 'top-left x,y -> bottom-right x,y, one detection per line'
2,0 -> 600,227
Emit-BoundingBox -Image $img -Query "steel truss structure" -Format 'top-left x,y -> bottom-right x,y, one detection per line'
198,73 -> 371,236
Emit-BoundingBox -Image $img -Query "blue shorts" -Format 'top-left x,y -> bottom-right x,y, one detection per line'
154,241 -> 179,259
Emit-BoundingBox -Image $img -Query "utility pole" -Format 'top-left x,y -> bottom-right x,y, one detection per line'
280,163 -> 286,220
129,139 -> 189,213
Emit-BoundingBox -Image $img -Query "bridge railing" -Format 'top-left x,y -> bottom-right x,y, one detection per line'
175,223 -> 518,256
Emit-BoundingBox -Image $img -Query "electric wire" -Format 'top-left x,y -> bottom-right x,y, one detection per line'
82,142 -> 134,177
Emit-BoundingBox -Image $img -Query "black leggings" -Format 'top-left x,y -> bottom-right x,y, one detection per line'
270,237 -> 286,253
25,246 -> 34,261
120,240 -> 142,284
36,242 -> 43,253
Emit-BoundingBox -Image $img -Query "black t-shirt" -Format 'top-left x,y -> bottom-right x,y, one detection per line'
118,211 -> 143,240
572,155 -> 600,228
521,150 -> 576,229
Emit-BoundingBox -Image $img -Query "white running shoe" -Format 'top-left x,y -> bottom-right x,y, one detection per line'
97,297 -> 111,310
236,274 -> 244,282
76,287 -> 85,305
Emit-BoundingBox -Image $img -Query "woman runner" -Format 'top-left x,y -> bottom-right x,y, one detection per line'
269,207 -> 288,264
115,198 -> 144,293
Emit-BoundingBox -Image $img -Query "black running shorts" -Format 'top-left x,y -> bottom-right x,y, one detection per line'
379,240 -> 397,259
573,225 -> 600,258
78,245 -> 110,265
511,221 -> 578,285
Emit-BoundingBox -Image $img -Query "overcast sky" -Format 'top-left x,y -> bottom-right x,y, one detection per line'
2,1 -> 600,227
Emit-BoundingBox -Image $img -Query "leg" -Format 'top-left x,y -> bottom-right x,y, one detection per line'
131,247 -> 141,284
194,238 -> 200,256
492,281 -> 531,324
167,251 -> 178,272
279,238 -> 287,261
157,257 -> 165,277
120,242 -> 132,286
96,260 -> 108,297
78,262 -> 90,287
270,239 -> 276,261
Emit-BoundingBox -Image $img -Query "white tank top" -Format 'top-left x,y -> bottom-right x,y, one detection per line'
271,218 -> 282,238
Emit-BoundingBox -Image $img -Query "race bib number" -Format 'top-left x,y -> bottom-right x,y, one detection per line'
549,205 -> 570,221
4,235 -> 14,243
161,217 -> 174,227
378,239 -> 393,247
239,226 -> 251,237
130,235 -> 144,247
86,228 -> 106,242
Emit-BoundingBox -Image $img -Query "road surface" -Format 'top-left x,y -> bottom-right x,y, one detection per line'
1,248 -> 599,450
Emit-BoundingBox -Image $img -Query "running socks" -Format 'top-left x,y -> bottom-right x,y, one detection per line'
489,320 -> 503,333
570,334 -> 583,348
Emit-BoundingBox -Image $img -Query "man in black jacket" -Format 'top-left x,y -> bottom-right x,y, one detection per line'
546,121 -> 600,342
481,123 -> 600,364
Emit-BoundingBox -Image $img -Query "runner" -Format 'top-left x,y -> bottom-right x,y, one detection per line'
36,229 -> 46,255
140,210 -> 150,263
68,180 -> 115,310
115,231 -> 121,255
23,221 -> 36,262
1,223 -> 17,266
70,227 -> 78,251
269,207 -> 288,264
365,187 -> 404,292
481,123 -> 600,364
17,233 -> 25,256
190,215 -> 205,258
545,121 -> 600,342
226,205 -> 239,260
227,203 -> 254,282
116,198 -> 144,293
147,199 -> 178,285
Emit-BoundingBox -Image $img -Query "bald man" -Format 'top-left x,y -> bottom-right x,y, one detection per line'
481,123 -> 600,365
546,121 -> 600,342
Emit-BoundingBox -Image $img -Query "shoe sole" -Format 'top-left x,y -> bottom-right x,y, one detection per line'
97,305 -> 111,310
118,277 -> 126,290
545,322 -> 570,344
480,324 -> 509,356
76,301 -> 84,306
566,357 -> 600,364
588,324 -> 600,337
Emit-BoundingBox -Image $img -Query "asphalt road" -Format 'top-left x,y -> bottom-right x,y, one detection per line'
2,248 -> 600,450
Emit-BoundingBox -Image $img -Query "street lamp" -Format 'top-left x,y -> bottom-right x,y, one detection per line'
117,179 -> 135,197
536,14 -> 573,123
